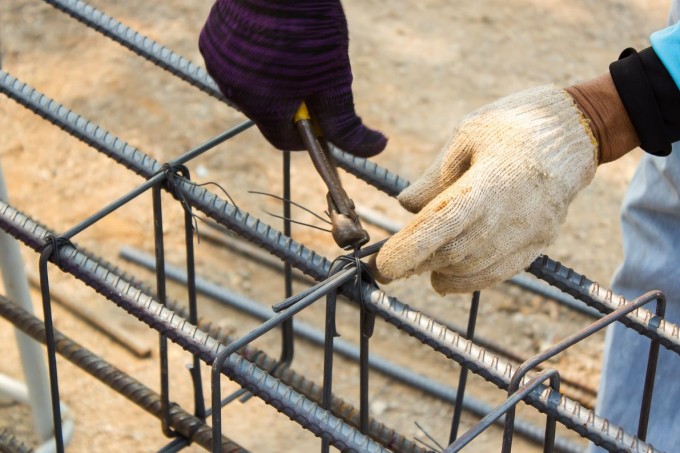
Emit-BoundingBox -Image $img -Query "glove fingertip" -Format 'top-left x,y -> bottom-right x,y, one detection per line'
308,90 -> 388,157
397,183 -> 431,213
374,234 -> 425,281
431,272 -> 473,295
366,255 -> 393,285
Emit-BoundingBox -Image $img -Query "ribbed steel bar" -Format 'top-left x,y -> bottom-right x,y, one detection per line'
121,245 -> 583,453
0,429 -> 32,453
209,267 -> 355,453
0,72 -> 672,450
359,285 -> 661,452
0,199 -> 658,452
449,291 -> 481,444
41,0 -> 228,103
528,256 -> 680,353
0,201 -> 387,453
39,0 -> 408,196
501,291 -> 664,453
3,71 -> 677,356
356,208 -> 603,321
0,70 -> 331,281
445,369 -> 561,453
0,296 -> 245,453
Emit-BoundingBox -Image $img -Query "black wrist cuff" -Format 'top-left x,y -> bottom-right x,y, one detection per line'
609,47 -> 680,156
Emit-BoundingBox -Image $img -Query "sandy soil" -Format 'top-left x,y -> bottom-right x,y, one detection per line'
0,0 -> 672,452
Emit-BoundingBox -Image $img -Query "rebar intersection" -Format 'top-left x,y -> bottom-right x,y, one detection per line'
1,2 -> 678,452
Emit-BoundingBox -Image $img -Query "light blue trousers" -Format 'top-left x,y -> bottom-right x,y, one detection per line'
589,5 -> 680,450
591,143 -> 680,452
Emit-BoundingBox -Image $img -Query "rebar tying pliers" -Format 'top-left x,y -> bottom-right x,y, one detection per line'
294,103 -> 370,250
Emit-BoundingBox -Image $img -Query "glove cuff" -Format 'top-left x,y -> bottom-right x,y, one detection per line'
565,74 -> 639,164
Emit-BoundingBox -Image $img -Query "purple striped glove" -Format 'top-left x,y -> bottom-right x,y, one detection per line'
199,0 -> 387,157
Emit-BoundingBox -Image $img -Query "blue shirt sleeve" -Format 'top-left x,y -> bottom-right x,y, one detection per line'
651,23 -> 680,90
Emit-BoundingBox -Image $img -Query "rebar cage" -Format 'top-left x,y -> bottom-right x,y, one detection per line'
0,1 -> 677,452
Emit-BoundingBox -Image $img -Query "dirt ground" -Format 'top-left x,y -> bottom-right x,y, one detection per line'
0,0 -> 673,452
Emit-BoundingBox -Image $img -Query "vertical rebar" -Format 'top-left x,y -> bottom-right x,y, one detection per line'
449,291 -> 480,444
38,245 -> 64,453
359,305 -> 374,434
153,184 -> 176,438
321,287 -> 339,453
281,150 -> 294,364
637,298 -> 665,440
178,166 -> 206,419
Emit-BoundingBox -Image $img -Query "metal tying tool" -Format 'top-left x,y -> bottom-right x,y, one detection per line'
294,103 -> 370,250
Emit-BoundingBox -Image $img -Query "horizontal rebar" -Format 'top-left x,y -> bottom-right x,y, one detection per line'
180,227 -> 598,403
0,199 -> 658,452
0,201 -> 387,453
0,429 -> 32,453
120,245 -> 584,453
2,69 -> 677,356
120,268 -> 428,453
7,3 -> 666,450
356,207 -> 602,320
42,0 -> 228,102
0,69 -> 670,450
528,257 -> 676,350
0,296 -> 244,453
40,0 -> 409,197
360,285 -> 659,452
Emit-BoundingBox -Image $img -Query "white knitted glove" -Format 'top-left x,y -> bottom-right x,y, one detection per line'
375,85 -> 598,294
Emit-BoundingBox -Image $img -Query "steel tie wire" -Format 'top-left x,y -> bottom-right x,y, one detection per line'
2,68 -> 677,448
0,8 -> 676,446
0,198 -> 663,452
210,267 -> 357,453
1,69 -> 678,358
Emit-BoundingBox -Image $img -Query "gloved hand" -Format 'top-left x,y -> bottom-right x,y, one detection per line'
375,85 -> 603,294
199,0 -> 387,157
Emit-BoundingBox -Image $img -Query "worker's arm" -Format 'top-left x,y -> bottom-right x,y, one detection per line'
198,0 -> 387,157
375,29 -> 680,295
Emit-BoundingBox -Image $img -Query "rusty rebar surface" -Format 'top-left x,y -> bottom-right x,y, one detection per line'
0,196 -> 660,452
0,297 -> 244,452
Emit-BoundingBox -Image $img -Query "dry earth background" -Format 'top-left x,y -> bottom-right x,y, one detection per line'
0,0 -> 672,452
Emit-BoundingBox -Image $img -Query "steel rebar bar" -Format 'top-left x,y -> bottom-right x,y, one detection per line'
0,296 -> 244,453
0,66 -> 669,448
120,245 -> 584,453
0,200 -> 657,452
39,0 -> 407,196
0,202 -> 387,453
445,369 -> 561,453
2,70 -> 677,357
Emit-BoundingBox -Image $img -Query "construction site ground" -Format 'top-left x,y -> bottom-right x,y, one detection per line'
0,0 -> 672,451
